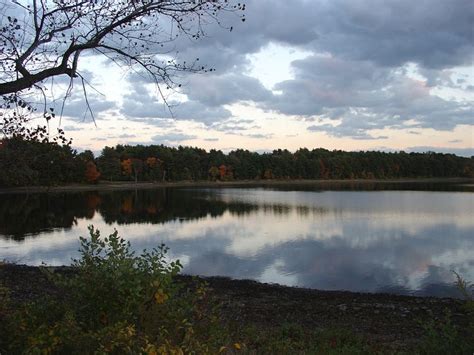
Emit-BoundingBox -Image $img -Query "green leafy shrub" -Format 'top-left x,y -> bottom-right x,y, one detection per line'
0,227 -> 410,354
1,226 -> 229,354
418,272 -> 474,354
454,271 -> 474,317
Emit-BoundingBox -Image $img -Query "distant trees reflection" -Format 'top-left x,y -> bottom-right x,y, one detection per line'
1,181 -> 471,241
0,189 -> 257,240
0,193 -> 92,240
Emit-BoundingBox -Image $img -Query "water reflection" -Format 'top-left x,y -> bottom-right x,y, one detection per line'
0,183 -> 473,298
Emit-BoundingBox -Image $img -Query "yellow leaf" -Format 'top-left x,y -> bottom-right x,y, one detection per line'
152,280 -> 161,287
126,325 -> 135,337
154,289 -> 169,304
234,343 -> 241,350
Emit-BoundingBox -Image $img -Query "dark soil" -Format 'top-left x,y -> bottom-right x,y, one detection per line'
1,264 -> 471,351
200,276 -> 472,351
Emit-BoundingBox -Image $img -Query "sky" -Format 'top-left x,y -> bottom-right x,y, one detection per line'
47,0 -> 473,156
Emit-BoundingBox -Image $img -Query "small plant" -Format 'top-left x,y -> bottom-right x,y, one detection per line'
1,226 -> 230,354
417,272 -> 474,354
454,271 -> 474,316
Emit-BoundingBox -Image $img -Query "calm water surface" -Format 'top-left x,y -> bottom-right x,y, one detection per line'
1,182 -> 473,297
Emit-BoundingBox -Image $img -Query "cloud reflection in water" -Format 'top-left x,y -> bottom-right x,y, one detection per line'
0,185 -> 472,297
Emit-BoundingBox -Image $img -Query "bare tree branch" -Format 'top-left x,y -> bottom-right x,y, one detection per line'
1,0 -> 245,96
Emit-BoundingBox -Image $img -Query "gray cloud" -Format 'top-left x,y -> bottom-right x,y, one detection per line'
118,134 -> 136,139
245,133 -> 274,139
166,101 -> 233,124
59,90 -> 116,122
120,74 -> 233,125
175,0 -> 473,70
114,0 -> 473,139
311,0 -> 473,69
210,118 -> 261,135
308,123 -> 388,140
184,73 -> 272,107
6,0 -> 473,143
62,125 -> 83,132
150,131 -> 197,145
266,55 -> 472,137
124,117 -> 177,128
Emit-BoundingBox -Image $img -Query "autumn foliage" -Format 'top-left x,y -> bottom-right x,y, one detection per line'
85,161 -> 100,184
121,158 -> 133,176
146,157 -> 158,168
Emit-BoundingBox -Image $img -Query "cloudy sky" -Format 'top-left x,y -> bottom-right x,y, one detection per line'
54,0 -> 473,155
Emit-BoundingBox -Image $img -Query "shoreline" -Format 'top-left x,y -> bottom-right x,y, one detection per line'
0,177 -> 472,194
0,263 -> 470,351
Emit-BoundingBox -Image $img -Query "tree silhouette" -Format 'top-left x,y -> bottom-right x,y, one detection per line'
0,0 -> 245,136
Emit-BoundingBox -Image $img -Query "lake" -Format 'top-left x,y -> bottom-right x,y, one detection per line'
1,181 -> 473,297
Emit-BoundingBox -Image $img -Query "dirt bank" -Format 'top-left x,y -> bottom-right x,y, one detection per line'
0,177 -> 472,194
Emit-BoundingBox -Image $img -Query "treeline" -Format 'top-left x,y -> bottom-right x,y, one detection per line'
96,144 -> 474,182
0,137 -> 97,187
0,137 -> 473,187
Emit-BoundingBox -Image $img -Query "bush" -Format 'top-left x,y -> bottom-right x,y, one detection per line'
417,272 -> 474,354
1,226 -> 229,354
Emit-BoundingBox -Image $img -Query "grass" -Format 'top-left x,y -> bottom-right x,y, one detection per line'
232,324 -> 374,354
416,272 -> 474,354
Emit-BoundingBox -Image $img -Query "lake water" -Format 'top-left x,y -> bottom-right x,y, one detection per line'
1,182 -> 473,297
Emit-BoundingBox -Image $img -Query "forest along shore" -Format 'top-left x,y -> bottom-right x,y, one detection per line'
0,177 -> 473,194
0,264 -> 470,351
